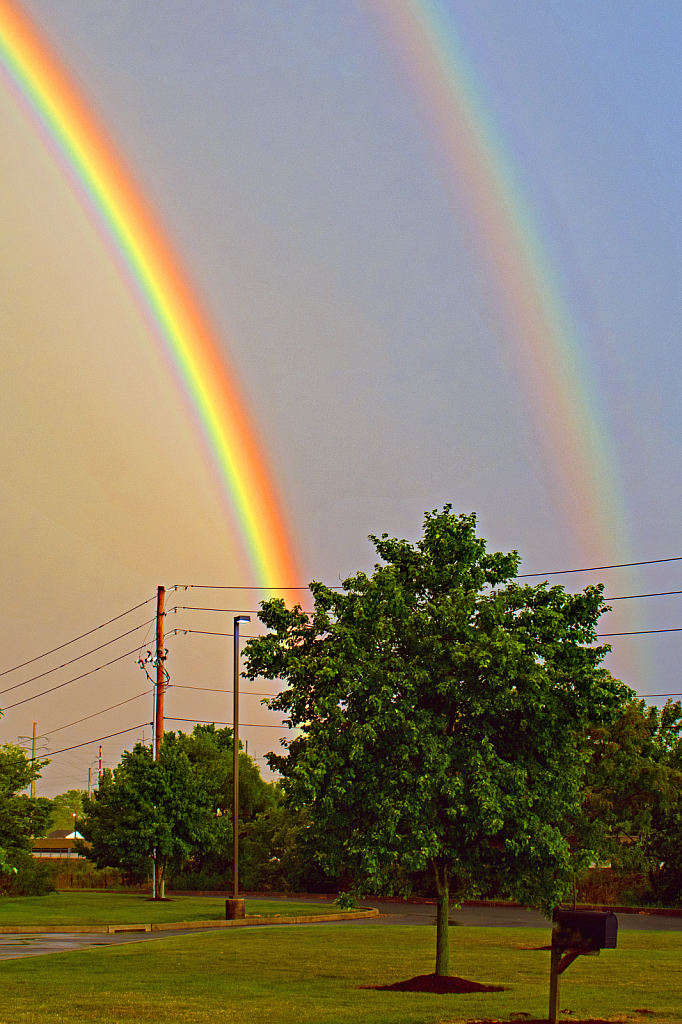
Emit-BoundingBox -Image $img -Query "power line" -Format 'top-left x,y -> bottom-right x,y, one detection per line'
164,717 -> 288,728
173,584 -> 320,591
179,557 -> 682,590
172,593 -> 682,610
1,645 -> 148,711
172,684 -> 275,696
597,628 -> 682,637
634,693 -> 682,698
30,724 -> 152,761
168,602 -> 266,610
2,557 -> 682,699
173,623 -> 682,641
0,596 -> 156,678
518,556 -> 682,577
173,629 -> 260,639
48,690 -> 153,735
0,619 -> 155,697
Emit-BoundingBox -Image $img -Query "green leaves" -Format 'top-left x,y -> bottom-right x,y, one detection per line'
0,743 -> 51,858
245,508 -> 631,919
78,736 -> 215,880
77,725 -> 281,888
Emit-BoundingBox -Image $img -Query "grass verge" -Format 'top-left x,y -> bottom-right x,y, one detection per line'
0,891 -> 346,926
0,924 -> 679,1023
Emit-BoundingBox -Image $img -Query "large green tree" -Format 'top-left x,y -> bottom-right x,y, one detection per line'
244,508 -> 632,976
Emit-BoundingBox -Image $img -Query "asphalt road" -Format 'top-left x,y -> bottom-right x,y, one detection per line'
264,896 -> 682,932
1,899 -> 680,961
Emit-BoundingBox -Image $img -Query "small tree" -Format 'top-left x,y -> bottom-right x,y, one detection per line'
78,735 -> 214,895
244,508 -> 632,976
0,735 -> 53,894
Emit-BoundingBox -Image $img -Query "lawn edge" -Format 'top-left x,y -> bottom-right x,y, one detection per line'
0,908 -> 380,933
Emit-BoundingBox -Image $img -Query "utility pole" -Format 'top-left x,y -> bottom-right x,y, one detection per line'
30,722 -> 36,797
18,723 -> 48,797
88,767 -> 92,799
227,615 -> 249,920
98,745 -> 102,779
151,586 -> 166,900
154,585 -> 166,757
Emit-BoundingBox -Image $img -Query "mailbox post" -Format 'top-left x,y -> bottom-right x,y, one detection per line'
549,909 -> 617,1023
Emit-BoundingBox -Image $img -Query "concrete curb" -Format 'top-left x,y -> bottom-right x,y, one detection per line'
0,908 -> 379,934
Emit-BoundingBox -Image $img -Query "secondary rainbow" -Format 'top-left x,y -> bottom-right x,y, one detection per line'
0,0 -> 299,591
371,0 -> 630,567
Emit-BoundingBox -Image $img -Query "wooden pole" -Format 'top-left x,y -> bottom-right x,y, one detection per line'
549,940 -> 562,1023
154,586 -> 166,757
232,616 -> 249,901
88,767 -> 91,799
30,723 -> 36,798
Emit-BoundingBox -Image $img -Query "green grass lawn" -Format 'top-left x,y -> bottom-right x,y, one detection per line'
0,924 -> 679,1023
0,891 -> 346,925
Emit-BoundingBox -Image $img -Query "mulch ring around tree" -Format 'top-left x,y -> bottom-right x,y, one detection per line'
359,973 -> 505,993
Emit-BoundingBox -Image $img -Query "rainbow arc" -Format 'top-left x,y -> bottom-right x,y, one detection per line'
0,0 -> 299,591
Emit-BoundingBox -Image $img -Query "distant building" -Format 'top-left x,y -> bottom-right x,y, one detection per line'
32,830 -> 87,859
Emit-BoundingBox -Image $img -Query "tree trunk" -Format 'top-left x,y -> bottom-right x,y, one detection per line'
433,861 -> 450,976
153,852 -> 165,899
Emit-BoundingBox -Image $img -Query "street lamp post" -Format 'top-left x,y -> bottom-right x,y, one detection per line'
227,615 -> 250,921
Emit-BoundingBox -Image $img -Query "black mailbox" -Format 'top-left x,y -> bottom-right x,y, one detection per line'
553,910 -> 618,950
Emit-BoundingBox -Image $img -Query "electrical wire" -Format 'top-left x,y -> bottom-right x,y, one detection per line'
30,724 -> 152,761
2,645 -> 149,711
0,596 -> 156,678
164,717 -> 288,728
173,584 -> 320,591
172,684 -> 276,696
0,619 -> 155,697
172,624 -> 682,641
171,593 -> 682,614
173,629 -> 260,639
518,556 -> 682,577
177,557 -> 682,590
169,606 -> 266,615
634,693 -> 682,698
48,690 -> 154,736
597,628 -> 682,637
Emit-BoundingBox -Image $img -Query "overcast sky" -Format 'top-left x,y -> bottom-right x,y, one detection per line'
2,1 -> 681,796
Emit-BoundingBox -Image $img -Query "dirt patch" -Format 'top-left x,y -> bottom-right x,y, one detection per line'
360,972 -> 505,993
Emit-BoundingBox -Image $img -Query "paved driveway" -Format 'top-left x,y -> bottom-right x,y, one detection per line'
1,899 -> 680,960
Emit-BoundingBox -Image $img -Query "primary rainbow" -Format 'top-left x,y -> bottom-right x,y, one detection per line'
371,0 -> 630,566
0,0 -> 299,591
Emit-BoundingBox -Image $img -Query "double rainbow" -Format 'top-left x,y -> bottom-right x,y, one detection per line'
0,0 -> 300,591
0,0 -> 629,586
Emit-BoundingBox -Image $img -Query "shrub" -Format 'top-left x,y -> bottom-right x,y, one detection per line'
0,851 -> 55,896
